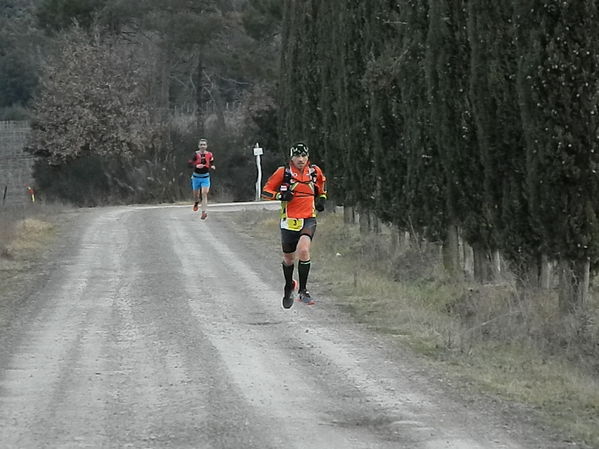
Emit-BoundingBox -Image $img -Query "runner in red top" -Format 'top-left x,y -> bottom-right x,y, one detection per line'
188,138 -> 216,219
262,143 -> 327,308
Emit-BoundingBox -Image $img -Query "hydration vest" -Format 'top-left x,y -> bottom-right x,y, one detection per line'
282,164 -> 320,197
194,151 -> 213,169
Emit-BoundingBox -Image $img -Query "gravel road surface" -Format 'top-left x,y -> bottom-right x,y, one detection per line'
0,204 -> 568,448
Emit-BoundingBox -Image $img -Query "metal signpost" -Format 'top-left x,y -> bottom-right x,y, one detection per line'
253,143 -> 263,201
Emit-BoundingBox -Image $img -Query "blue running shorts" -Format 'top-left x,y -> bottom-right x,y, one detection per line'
191,174 -> 211,190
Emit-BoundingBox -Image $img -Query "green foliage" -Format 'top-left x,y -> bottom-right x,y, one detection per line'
0,50 -> 37,107
337,1 -> 376,210
364,0 -> 447,240
311,1 -> 343,202
0,105 -> 31,121
467,0 -> 540,272
278,0 -> 312,148
13,0 -> 283,205
0,5 -> 42,108
239,85 -> 280,179
32,154 -> 116,206
279,0 -> 379,206
36,0 -> 108,32
278,0 -> 599,293
363,3 -> 404,225
397,1 -> 446,241
16,0 -> 599,288
516,0 -> 599,263
242,0 -> 282,40
426,0 -> 485,245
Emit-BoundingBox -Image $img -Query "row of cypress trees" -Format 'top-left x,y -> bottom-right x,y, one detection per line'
278,1 -> 599,312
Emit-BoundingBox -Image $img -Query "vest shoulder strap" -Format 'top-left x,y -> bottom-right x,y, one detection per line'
282,164 -> 317,184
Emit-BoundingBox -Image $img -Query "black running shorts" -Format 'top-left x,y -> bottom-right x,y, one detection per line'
280,217 -> 317,253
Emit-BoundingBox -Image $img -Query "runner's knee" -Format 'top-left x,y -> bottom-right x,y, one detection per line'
283,253 -> 295,265
296,237 -> 311,260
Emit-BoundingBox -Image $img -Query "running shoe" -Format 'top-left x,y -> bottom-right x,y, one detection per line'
200,211 -> 208,220
192,202 -> 199,211
298,289 -> 315,305
282,279 -> 298,309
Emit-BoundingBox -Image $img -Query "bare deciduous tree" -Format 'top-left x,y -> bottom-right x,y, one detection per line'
27,25 -> 162,166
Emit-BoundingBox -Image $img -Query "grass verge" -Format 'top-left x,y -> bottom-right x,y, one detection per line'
0,204 -> 61,309
236,208 -> 599,449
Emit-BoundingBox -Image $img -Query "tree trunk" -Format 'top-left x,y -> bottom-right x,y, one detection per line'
492,250 -> 501,280
371,212 -> 380,234
160,48 -> 171,122
539,254 -> 552,289
343,205 -> 355,224
525,256 -> 540,289
390,226 -> 402,256
204,71 -> 226,132
462,241 -> 474,280
472,245 -> 487,283
359,208 -> 370,234
558,258 -> 590,314
403,231 -> 412,250
442,224 -> 460,277
195,51 -> 204,134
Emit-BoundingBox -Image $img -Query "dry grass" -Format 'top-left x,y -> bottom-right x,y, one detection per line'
5,218 -> 54,252
236,209 -> 599,448
1,204 -> 59,250
0,204 -> 62,297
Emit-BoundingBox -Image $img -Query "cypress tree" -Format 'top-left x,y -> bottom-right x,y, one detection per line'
335,1 -> 375,217
396,0 -> 446,242
426,0 -> 486,277
279,1 -> 331,164
515,0 -> 599,310
279,0 -> 312,150
298,1 -> 322,159
362,1 -> 407,227
313,0 -> 344,202
280,0 -> 344,198
279,0 -> 303,147
467,1 -> 541,283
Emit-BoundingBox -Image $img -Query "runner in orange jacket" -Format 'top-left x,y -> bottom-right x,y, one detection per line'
261,143 -> 327,308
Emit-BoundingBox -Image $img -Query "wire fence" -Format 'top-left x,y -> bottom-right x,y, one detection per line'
0,121 -> 34,208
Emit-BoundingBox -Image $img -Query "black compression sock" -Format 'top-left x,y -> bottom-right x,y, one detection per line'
282,262 -> 294,287
298,259 -> 311,291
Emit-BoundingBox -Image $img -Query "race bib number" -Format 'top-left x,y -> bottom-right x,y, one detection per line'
281,218 -> 304,231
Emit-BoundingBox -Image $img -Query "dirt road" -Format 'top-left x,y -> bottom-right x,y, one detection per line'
0,204 -> 566,448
